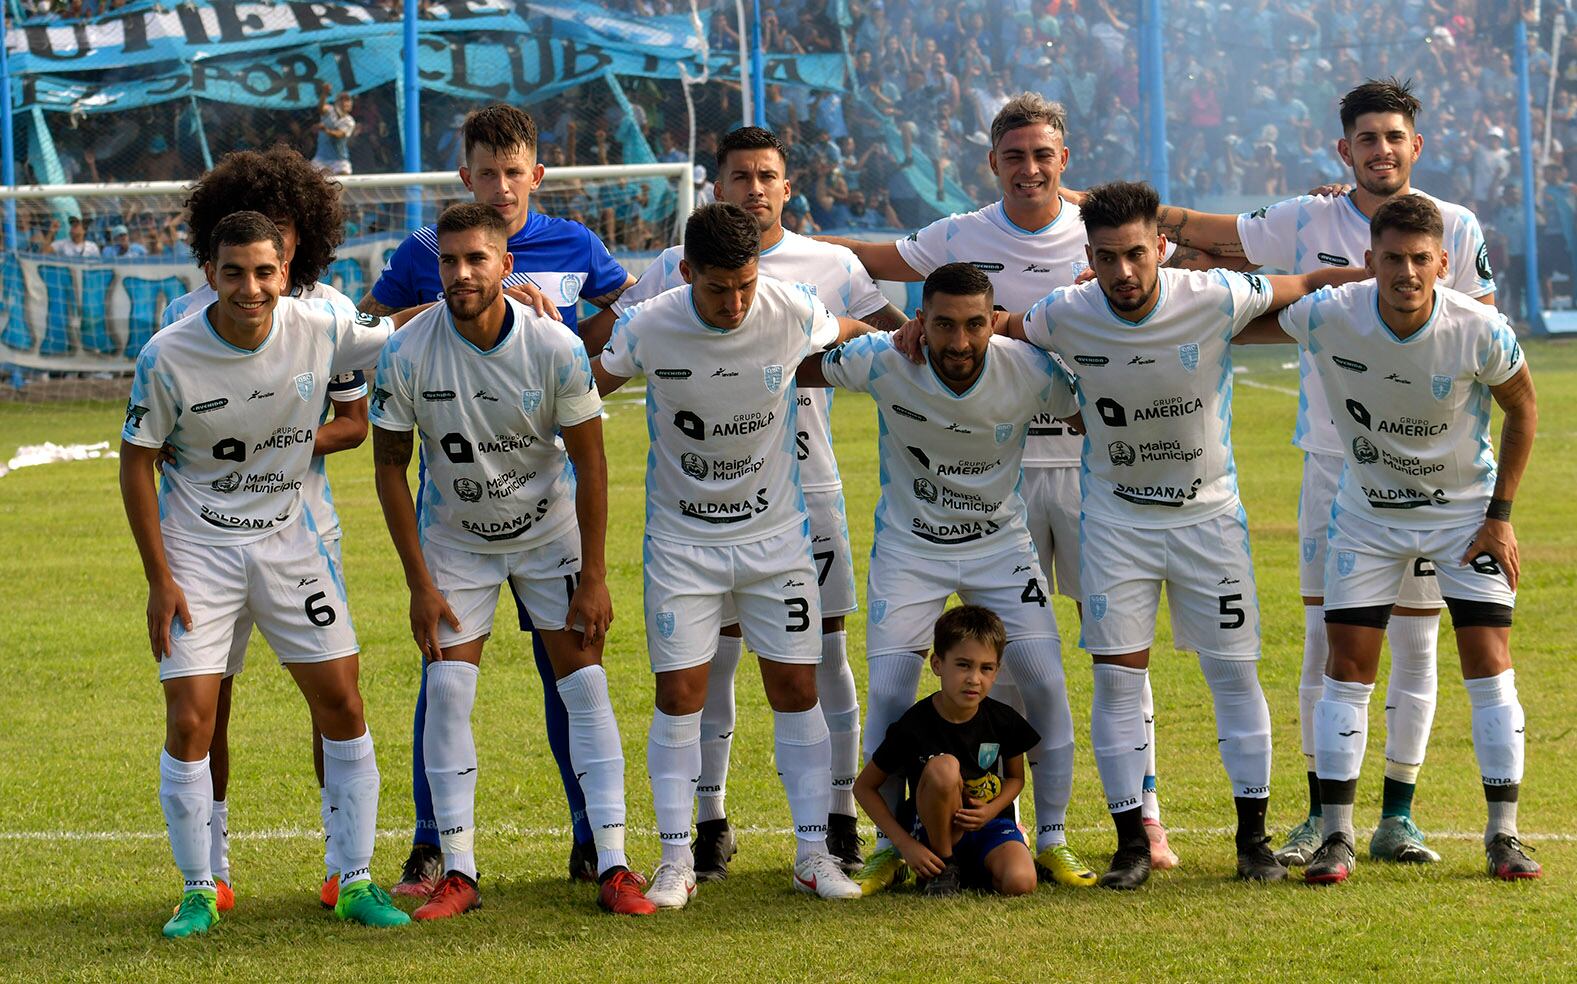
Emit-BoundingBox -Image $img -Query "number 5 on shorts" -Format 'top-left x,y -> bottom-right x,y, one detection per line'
1218,593 -> 1245,630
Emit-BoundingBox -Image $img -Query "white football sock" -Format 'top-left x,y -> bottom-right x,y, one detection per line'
1383,614 -> 1439,784
1140,671 -> 1160,822
1198,654 -> 1272,800
1002,638 -> 1073,851
1466,669 -> 1525,843
864,652 -> 923,849
648,708 -> 701,866
697,635 -> 743,825
424,660 -> 480,879
160,751 -> 214,893
556,665 -> 628,875
1091,664 -> 1148,817
1299,605 -> 1327,773
209,798 -> 230,886
816,631 -> 860,817
774,705 -> 832,862
1315,676 -> 1372,842
319,785 -> 336,879
322,729 -> 380,888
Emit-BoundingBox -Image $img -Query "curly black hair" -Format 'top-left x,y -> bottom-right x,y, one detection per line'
183,145 -> 345,292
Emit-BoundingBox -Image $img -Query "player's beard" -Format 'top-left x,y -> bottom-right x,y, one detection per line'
1105,275 -> 1156,313
444,280 -> 502,322
933,347 -> 982,384
1354,157 -> 1409,198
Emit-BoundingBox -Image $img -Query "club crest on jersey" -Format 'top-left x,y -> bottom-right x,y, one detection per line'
560,273 -> 583,305
764,364 -> 784,393
294,372 -> 314,402
1302,538 -> 1317,563
521,389 -> 543,413
1178,343 -> 1199,373
994,423 -> 1014,445
656,611 -> 675,639
1337,550 -> 1356,577
870,599 -> 888,624
1088,594 -> 1108,621
1431,374 -> 1452,400
977,743 -> 1000,770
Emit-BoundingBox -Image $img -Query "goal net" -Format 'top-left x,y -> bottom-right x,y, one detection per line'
0,163 -> 692,401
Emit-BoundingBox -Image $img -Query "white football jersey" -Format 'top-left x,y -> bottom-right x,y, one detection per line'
612,230 -> 887,493
162,280 -> 367,542
820,331 -> 1076,560
124,296 -> 395,545
895,199 -> 1151,467
600,275 -> 839,546
1022,268 -> 1275,529
370,297 -> 602,554
1278,282 -> 1523,530
1236,189 -> 1495,455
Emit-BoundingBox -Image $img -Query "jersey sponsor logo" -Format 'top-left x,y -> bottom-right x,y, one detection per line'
1361,485 -> 1449,509
440,432 -> 474,463
711,367 -> 739,378
1027,412 -> 1067,437
192,398 -> 229,414
236,470 -> 301,494
1074,354 -> 1109,366
969,261 -> 1006,272
1136,439 -> 1201,462
213,437 -> 246,462
453,478 -> 483,502
1088,593 -> 1108,621
715,411 -> 776,438
474,388 -> 499,402
422,389 -> 456,401
1352,437 -> 1379,464
909,516 -> 1000,544
994,422 -> 1014,445
476,433 -> 538,454
890,403 -> 928,422
977,742 -> 1000,769
907,445 -> 931,470
125,402 -> 150,431
211,471 -> 242,493
1127,354 -> 1156,366
1112,478 -> 1203,507
253,426 -> 313,453
1347,398 -> 1449,437
1476,242 -> 1493,281
1316,251 -> 1351,267
944,422 -> 973,435
1431,374 -> 1452,400
764,364 -> 784,393
680,490 -> 769,523
294,372 -> 315,402
654,368 -> 693,379
1109,441 -> 1137,466
521,389 -> 543,413
486,468 -> 538,499
461,499 -> 550,540
655,610 -> 676,638
1178,343 -> 1199,373
1023,263 -> 1052,273
1336,550 -> 1356,576
199,504 -> 287,531
936,457 -> 1001,477
248,389 -> 275,401
1385,372 -> 1412,385
680,452 -> 708,480
913,478 -> 938,503
1332,356 -> 1368,373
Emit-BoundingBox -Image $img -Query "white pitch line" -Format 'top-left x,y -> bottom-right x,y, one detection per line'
1237,378 -> 1300,397
7,824 -> 1574,844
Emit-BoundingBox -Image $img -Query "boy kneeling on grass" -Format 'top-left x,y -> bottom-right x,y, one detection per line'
853,605 -> 1039,896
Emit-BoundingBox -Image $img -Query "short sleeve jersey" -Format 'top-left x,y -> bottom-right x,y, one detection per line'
370,297 -> 601,553
895,199 -> 1172,468
162,280 -> 367,542
1022,268 -> 1276,528
599,275 -> 840,546
820,331 -> 1077,559
1278,282 -> 1523,530
369,211 -> 627,330
611,231 -> 888,493
871,695 -> 1040,827
1235,189 -> 1495,455
124,297 -> 395,545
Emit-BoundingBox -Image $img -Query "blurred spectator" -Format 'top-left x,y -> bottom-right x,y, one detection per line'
51,216 -> 100,257
313,89 -> 357,176
101,224 -> 147,259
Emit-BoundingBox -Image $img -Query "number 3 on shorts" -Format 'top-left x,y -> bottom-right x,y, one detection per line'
784,597 -> 811,632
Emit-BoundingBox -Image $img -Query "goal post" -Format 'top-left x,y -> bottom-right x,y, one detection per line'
0,162 -> 693,384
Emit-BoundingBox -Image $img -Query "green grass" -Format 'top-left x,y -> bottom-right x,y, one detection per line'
2,341 -> 1576,982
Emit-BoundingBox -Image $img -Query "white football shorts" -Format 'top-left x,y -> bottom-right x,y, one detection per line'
424,527 -> 582,649
1023,464 -> 1081,600
1300,451 -> 1443,608
1324,507 -> 1515,611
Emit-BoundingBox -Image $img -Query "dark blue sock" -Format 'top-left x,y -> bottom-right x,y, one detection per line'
411,659 -> 439,848
1381,776 -> 1416,819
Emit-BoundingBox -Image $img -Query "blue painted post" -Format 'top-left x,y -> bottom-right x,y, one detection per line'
750,0 -> 767,127
403,0 -> 423,231
1141,0 -> 1170,199
1,1 -> 16,253
1516,18 -> 1546,334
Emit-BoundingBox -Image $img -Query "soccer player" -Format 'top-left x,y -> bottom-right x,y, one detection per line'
370,203 -> 653,917
161,145 -> 368,911
1136,78 -> 1497,866
993,181 -> 1362,889
120,212 -> 410,937
799,261 -> 1092,894
362,104 -> 637,892
583,125 -> 908,879
591,202 -> 869,907
821,94 -> 1197,869
854,606 -> 1040,898
1273,196 -> 1539,884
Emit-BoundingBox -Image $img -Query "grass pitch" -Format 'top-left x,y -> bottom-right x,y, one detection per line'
2,342 -> 1575,982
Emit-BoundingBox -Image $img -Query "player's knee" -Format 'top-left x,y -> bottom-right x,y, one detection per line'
761,661 -> 818,711
165,702 -> 215,748
996,864 -> 1037,897
920,753 -> 961,787
312,688 -> 365,738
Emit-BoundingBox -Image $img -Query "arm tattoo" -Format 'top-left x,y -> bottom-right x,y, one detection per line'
372,427 -> 413,466
585,275 -> 636,310
357,295 -> 400,317
863,302 -> 910,333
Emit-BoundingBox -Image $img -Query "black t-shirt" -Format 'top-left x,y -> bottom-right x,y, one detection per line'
871,694 -> 1040,827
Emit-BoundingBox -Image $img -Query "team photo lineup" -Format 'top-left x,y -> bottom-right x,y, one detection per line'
115,73 -> 1543,940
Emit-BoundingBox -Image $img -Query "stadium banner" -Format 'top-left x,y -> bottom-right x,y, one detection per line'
0,238 -> 666,373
